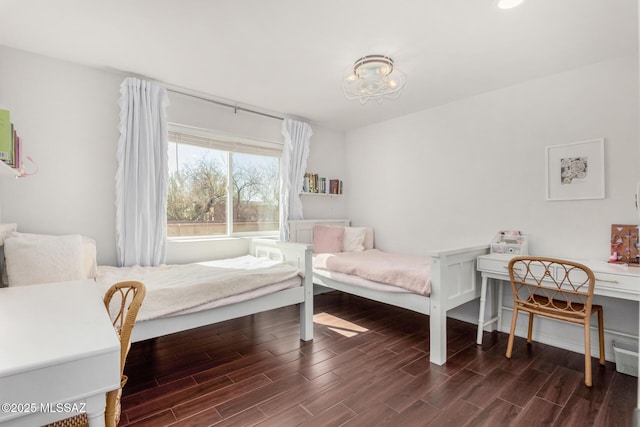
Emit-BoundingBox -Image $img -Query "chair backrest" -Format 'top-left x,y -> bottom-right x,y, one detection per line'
508,256 -> 596,321
103,281 -> 146,375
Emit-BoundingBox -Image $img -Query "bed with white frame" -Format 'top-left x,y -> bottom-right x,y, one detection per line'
288,219 -> 489,365
124,239 -> 314,343
2,233 -> 314,344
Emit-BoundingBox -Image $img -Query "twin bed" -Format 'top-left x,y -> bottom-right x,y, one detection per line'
3,221 -> 488,365
2,234 -> 314,343
289,219 -> 489,365
108,239 -> 315,343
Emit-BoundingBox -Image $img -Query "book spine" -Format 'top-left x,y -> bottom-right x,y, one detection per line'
0,109 -> 11,163
14,135 -> 21,170
8,127 -> 16,166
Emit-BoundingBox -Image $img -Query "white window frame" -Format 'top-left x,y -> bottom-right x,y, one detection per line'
167,123 -> 283,240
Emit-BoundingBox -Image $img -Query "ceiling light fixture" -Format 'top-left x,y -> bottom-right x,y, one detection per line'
342,55 -> 406,104
497,0 -> 525,9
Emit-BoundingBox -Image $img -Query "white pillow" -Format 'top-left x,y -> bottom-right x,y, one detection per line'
342,227 -> 367,252
363,227 -> 374,250
81,236 -> 98,279
4,234 -> 86,287
4,232 -> 97,280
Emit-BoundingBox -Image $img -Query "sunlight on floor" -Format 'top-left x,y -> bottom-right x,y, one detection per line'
313,312 -> 369,337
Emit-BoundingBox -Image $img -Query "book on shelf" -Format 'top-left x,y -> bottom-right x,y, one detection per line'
328,179 -> 343,194
0,107 -> 24,172
303,172 -> 343,195
329,179 -> 338,194
303,172 -> 320,193
14,132 -> 21,171
0,109 -> 12,164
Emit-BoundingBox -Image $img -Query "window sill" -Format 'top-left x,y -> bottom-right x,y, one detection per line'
167,233 -> 278,244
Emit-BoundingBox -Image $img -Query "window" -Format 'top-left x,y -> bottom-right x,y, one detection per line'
167,126 -> 281,238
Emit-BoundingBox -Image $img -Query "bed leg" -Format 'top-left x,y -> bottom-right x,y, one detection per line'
299,276 -> 314,341
300,302 -> 313,341
428,255 -> 447,366
429,300 -> 447,365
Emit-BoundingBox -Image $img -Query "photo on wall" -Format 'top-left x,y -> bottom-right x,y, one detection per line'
560,156 -> 588,184
546,138 -> 605,201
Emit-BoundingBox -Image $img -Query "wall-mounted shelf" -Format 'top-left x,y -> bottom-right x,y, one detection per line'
300,192 -> 343,197
0,161 -> 20,177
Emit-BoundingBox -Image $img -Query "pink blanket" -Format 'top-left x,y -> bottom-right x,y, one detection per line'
313,249 -> 431,295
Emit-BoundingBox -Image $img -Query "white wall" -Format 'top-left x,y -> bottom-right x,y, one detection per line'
346,55 -> 639,259
344,54 -> 640,357
300,125 -> 348,220
0,46 -> 122,265
0,46 -> 346,265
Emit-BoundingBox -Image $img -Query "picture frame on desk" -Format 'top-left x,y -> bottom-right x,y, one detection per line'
545,138 -> 605,201
610,224 -> 639,266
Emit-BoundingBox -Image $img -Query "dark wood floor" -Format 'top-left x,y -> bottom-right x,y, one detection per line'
120,292 -> 637,427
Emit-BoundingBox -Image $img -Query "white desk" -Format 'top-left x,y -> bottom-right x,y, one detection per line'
0,280 -> 120,427
476,253 -> 640,345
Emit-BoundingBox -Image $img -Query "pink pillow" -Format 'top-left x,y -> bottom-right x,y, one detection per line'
313,226 -> 344,254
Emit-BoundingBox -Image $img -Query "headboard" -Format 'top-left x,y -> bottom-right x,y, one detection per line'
288,219 -> 351,244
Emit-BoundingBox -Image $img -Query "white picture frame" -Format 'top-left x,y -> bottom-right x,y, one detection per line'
545,139 -> 605,201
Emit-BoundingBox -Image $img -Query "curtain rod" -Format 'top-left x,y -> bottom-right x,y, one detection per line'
166,88 -> 285,121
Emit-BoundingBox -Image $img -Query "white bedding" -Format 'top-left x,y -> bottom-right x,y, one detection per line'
96,255 -> 302,322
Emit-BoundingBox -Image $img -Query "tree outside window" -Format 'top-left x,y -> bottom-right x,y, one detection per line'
167,139 -> 279,237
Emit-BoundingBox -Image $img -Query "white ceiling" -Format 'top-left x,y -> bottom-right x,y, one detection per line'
0,0 -> 637,130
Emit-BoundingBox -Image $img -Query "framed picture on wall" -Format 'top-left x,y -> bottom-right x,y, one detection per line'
545,138 -> 605,201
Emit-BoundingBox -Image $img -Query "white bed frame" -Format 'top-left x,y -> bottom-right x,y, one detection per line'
130,239 -> 314,343
288,219 -> 489,365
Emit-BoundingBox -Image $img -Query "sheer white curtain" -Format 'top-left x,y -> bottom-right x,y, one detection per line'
279,119 -> 312,241
116,77 -> 170,267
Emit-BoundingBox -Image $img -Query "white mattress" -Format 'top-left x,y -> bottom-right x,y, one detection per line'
96,255 -> 302,321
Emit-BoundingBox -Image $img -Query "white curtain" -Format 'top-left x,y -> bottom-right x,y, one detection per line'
279,119 -> 312,241
116,77 -> 170,267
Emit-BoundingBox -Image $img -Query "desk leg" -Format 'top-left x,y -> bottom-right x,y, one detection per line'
496,280 -> 504,333
476,275 -> 489,345
85,394 -> 106,427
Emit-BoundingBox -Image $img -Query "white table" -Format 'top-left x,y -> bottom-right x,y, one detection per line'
0,280 -> 120,427
476,253 -> 640,345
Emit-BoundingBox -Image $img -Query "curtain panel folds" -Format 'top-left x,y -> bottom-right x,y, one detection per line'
279,119 -> 312,241
116,77 -> 170,267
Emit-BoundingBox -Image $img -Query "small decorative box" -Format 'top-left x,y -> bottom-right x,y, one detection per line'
490,231 -> 528,255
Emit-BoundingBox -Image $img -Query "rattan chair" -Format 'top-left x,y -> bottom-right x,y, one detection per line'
505,256 -> 604,387
44,281 -> 146,427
